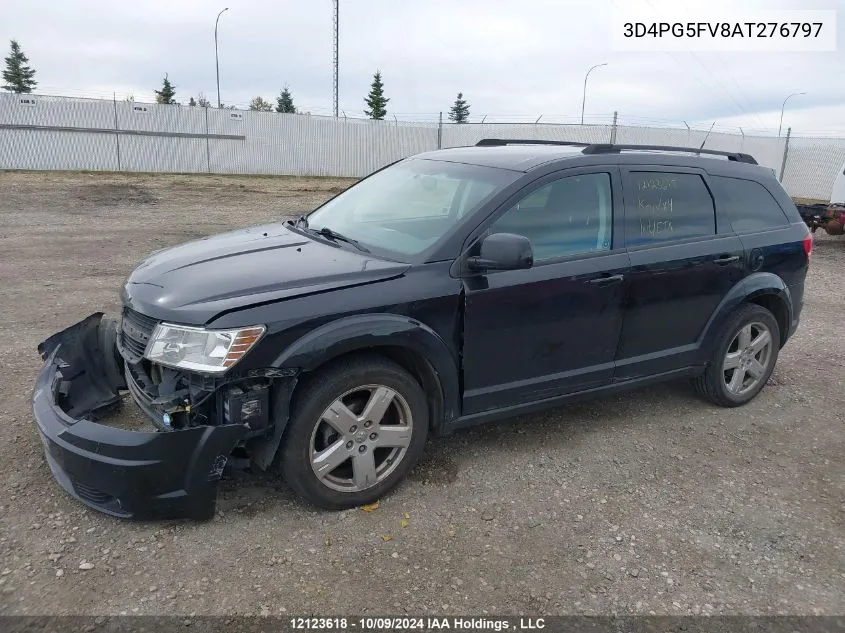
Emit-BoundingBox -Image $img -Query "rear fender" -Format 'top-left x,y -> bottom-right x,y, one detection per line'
695,273 -> 792,365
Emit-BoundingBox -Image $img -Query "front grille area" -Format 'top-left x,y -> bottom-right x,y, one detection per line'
120,307 -> 158,362
125,365 -> 168,429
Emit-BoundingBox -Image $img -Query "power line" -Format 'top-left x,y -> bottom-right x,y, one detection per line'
638,0 -> 761,126
669,2 -> 768,129
711,53 -> 768,129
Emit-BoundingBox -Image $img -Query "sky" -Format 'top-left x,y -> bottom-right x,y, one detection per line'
3,0 -> 845,136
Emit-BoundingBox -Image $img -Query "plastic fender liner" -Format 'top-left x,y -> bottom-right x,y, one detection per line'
36,312 -> 127,419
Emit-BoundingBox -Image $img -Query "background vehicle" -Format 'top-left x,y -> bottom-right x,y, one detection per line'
795,158 -> 845,236
33,140 -> 811,519
796,201 -> 845,236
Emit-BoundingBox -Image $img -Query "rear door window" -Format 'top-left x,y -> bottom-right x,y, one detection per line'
625,172 -> 716,246
709,176 -> 790,233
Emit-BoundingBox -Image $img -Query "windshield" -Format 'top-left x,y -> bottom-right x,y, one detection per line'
304,158 -> 518,259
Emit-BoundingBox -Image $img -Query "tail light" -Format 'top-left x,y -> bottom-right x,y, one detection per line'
803,232 -> 813,258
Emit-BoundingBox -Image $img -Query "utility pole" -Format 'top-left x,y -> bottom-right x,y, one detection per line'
780,127 -> 792,182
333,0 -> 339,117
610,111 -> 618,144
215,7 -> 229,109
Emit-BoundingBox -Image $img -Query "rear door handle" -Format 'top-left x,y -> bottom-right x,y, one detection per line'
587,274 -> 624,286
714,255 -> 740,265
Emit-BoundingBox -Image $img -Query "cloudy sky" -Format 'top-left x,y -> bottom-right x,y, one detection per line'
4,0 -> 844,135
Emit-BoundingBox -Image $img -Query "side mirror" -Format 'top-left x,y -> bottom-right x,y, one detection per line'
467,232 -> 534,272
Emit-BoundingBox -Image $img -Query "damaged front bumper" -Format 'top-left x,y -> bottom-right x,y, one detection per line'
31,313 -> 250,520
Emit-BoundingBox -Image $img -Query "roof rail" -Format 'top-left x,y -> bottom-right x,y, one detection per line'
475,138 -> 590,147
581,143 -> 758,165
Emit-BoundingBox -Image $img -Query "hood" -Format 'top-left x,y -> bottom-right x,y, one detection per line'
121,223 -> 409,324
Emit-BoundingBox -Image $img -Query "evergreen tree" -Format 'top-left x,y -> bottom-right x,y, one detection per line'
188,96 -> 197,106
364,71 -> 389,120
448,92 -> 470,123
249,96 -> 273,111
154,74 -> 176,104
275,86 -> 296,113
2,40 -> 37,93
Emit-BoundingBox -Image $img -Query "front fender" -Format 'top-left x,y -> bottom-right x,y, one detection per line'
248,314 -> 460,471
273,313 -> 461,423
695,272 -> 793,365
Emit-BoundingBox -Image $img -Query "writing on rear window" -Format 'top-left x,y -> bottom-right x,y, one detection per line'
627,172 -> 715,246
637,177 -> 678,238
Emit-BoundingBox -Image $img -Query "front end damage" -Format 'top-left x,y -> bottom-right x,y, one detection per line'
31,312 -> 294,520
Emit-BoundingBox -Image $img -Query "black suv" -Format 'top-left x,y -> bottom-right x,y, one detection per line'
32,140 -> 812,520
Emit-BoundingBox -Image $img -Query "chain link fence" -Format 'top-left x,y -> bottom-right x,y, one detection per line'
1,92 -> 841,201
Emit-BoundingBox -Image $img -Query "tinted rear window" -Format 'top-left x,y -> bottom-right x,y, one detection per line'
626,172 -> 715,246
709,176 -> 790,233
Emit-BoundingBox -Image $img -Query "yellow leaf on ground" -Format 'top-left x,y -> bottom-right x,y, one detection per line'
360,501 -> 380,512
404,512 -> 410,519
401,519 -> 409,528
325,534 -> 333,547
381,534 -> 393,542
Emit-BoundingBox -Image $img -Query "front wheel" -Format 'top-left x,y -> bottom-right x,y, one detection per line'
694,304 -> 780,407
278,356 -> 429,509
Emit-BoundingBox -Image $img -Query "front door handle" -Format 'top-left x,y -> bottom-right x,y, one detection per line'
587,274 -> 624,286
714,255 -> 740,265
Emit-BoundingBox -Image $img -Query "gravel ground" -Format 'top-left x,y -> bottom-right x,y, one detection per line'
0,171 -> 843,617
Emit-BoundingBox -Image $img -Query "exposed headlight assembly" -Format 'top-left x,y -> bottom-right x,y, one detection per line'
145,323 -> 265,374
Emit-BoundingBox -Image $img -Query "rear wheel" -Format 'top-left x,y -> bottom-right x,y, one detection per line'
278,356 -> 428,509
694,304 -> 780,407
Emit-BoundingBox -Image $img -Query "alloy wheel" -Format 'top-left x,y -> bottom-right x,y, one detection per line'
309,384 -> 414,493
722,321 -> 773,396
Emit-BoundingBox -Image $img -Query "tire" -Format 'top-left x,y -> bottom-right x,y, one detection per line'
693,304 -> 780,407
278,355 -> 429,510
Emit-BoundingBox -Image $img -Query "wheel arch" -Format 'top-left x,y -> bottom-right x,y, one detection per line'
274,313 -> 460,432
250,314 -> 459,472
696,273 -> 793,365
745,292 -> 790,346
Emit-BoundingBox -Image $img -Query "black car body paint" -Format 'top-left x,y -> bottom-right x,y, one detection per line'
31,144 -> 811,519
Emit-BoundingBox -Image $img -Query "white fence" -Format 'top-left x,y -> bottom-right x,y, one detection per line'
1,92 -> 842,201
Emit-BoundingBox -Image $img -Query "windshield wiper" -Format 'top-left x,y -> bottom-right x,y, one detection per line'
314,226 -> 370,252
287,215 -> 369,253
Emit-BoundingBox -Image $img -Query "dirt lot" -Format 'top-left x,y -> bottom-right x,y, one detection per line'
0,171 -> 843,617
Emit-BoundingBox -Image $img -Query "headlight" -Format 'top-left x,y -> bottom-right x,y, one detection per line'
144,323 -> 266,374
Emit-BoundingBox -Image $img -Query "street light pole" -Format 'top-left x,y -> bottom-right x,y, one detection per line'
778,92 -> 805,137
215,7 -> 229,108
581,63 -> 608,125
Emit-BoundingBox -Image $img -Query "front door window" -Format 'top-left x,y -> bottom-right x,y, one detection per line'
489,172 -> 613,261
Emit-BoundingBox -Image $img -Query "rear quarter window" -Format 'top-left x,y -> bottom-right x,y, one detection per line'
709,176 -> 790,233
